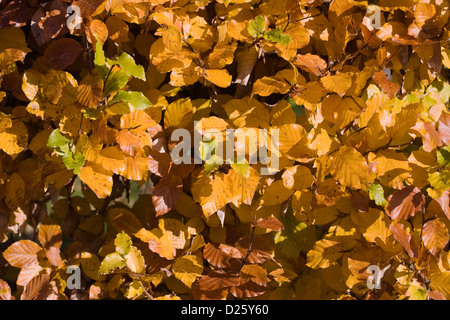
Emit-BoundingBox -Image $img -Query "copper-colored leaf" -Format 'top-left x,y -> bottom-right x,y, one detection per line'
73,0 -> 104,18
372,70 -> 400,99
197,271 -> 241,291
77,71 -> 104,108
38,219 -> 62,250
235,235 -> 274,264
152,175 -> 183,216
147,149 -> 171,177
0,279 -> 12,300
294,53 -> 327,76
438,113 -> 450,145
387,186 -> 425,220
203,243 -> 229,269
422,218 -> 449,256
3,240 -> 43,268
20,273 -> 51,300
390,223 -> 418,258
255,216 -> 284,231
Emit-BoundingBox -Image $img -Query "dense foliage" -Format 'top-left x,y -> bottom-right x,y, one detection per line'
0,0 -> 449,300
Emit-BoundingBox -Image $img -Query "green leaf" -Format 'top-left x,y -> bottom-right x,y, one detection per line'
62,151 -> 86,175
423,94 -> 437,109
104,70 -> 130,95
47,129 -> 85,174
429,170 -> 450,193
403,94 -> 420,104
248,15 -> 266,38
286,97 -> 305,116
263,28 -> 292,45
437,146 -> 450,168
47,129 -> 70,149
94,35 -> 105,67
98,252 -> 126,275
111,90 -> 152,110
368,183 -> 388,207
93,35 -> 109,80
115,231 -> 132,256
108,52 -> 145,81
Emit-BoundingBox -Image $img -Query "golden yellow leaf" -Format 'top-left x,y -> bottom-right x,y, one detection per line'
162,26 -> 183,52
164,97 -> 193,133
282,165 -> 314,190
226,167 -> 260,207
135,228 -> 176,260
170,64 -> 201,87
331,146 -> 368,189
205,44 -> 237,69
260,180 -> 294,206
203,69 -> 232,88
320,73 -> 352,97
119,150 -> 149,181
223,97 -> 270,128
80,252 -> 107,281
277,123 -> 315,162
79,161 -> 113,199
125,246 -> 145,274
191,169 -> 231,217
306,239 -> 344,269
172,255 -> 204,288
0,26 -> 31,53
0,121 -> 28,156
430,272 -> 450,300
374,149 -> 412,189
77,71 -> 103,109
98,146 -> 127,174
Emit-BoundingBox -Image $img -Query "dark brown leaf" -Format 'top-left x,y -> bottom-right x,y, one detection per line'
40,38 -> 82,70
72,0 -> 104,18
0,0 -> 34,29
30,2 -> 68,47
